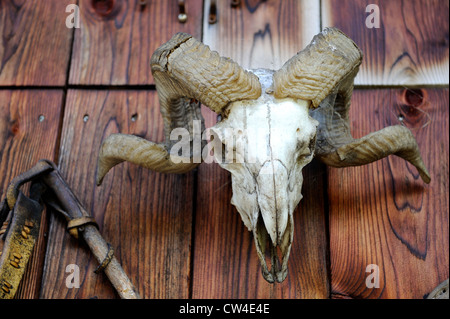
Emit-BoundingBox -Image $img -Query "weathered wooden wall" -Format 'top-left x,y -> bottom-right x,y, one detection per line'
322,0 -> 449,85
0,0 -> 448,299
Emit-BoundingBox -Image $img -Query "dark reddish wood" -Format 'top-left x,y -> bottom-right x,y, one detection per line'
39,90 -> 194,298
0,90 -> 64,298
322,0 -> 449,85
69,0 -> 203,85
328,88 -> 449,299
0,0 -> 75,86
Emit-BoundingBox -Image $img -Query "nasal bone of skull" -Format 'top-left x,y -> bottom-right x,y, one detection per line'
256,160 -> 289,246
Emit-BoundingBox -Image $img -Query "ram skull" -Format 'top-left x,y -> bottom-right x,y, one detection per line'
96,28 -> 430,283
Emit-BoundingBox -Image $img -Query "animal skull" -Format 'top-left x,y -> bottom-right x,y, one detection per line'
96,28 -> 430,283
209,69 -> 318,282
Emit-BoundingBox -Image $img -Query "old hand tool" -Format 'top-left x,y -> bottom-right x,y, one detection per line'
0,160 -> 140,299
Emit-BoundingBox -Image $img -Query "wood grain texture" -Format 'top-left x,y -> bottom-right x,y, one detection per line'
328,88 -> 449,299
69,0 -> 203,85
0,0 -> 75,86
322,0 -> 449,85
40,90 -> 194,298
202,0 -> 320,70
0,89 -> 64,298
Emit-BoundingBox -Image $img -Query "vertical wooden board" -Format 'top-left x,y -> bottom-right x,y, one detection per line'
69,0 -> 203,85
202,0 -> 320,69
0,0 -> 75,86
328,89 -> 448,299
192,0 -> 328,298
191,109 -> 329,299
0,89 -> 63,298
40,90 -> 194,299
322,0 -> 449,85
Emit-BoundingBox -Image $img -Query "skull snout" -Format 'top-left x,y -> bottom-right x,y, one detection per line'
256,160 -> 290,245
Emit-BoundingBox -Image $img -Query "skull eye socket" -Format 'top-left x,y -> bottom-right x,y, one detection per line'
298,147 -> 312,159
215,128 -> 246,164
218,139 -> 240,164
297,134 -> 316,160
308,134 -> 316,154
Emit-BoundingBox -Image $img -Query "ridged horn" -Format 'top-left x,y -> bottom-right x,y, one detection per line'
273,27 -> 362,108
274,27 -> 430,183
97,33 -> 262,185
311,91 -> 431,183
96,134 -> 199,185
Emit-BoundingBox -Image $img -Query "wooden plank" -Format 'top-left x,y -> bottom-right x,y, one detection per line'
192,0 -> 328,299
40,90 -> 194,298
69,0 -> 203,85
328,88 -> 449,299
203,0 -> 320,70
0,89 -> 64,298
0,0 -> 75,86
322,0 -> 449,85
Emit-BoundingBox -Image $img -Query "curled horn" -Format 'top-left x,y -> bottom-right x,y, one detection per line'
97,33 -> 262,185
273,28 -> 430,183
273,28 -> 362,108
